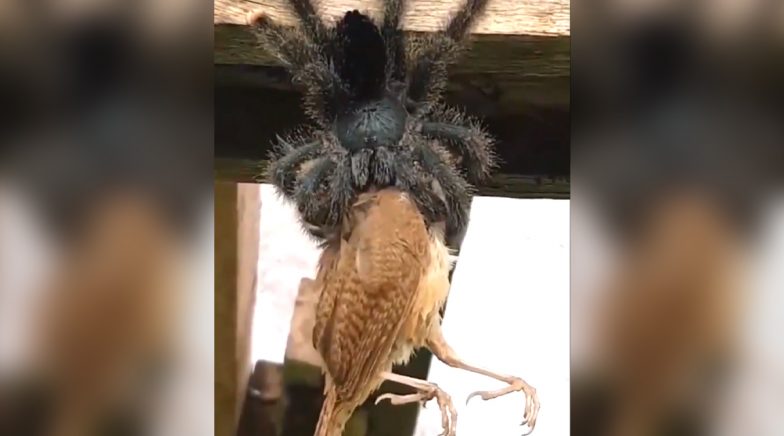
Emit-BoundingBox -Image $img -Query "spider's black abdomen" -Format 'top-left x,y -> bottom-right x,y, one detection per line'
335,97 -> 407,151
335,10 -> 386,101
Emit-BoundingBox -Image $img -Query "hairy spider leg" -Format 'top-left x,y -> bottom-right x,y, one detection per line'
445,0 -> 491,39
268,139 -> 322,195
249,12 -> 347,125
392,149 -> 450,227
294,157 -> 337,224
381,0 -> 408,84
411,142 -> 472,237
421,118 -> 496,183
286,0 -> 330,42
327,155 -> 355,227
406,0 -> 491,109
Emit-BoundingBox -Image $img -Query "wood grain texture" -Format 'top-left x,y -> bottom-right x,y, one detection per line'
235,183 -> 261,422
215,0 -> 569,35
215,182 -> 261,436
215,181 -> 239,436
214,33 -> 570,109
214,0 -> 570,108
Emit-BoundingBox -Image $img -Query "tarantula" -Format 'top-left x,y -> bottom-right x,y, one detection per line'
252,0 -> 496,241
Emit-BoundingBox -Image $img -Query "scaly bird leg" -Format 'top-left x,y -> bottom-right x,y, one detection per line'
427,325 -> 540,435
375,371 -> 457,436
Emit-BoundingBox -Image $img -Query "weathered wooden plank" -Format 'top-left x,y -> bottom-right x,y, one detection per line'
214,0 -> 570,108
215,181 -> 239,436
214,84 -> 569,175
215,0 -> 569,35
214,32 -> 570,109
215,182 -> 261,436
214,158 -> 570,199
236,183 -> 260,413
214,31 -> 570,108
215,20 -> 570,74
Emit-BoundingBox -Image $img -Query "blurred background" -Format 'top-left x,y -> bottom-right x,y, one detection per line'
571,0 -> 783,435
0,1 -> 211,436
3,0 -> 783,435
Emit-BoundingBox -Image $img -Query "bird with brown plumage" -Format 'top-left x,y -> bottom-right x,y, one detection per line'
251,0 -> 540,433
310,189 -> 539,436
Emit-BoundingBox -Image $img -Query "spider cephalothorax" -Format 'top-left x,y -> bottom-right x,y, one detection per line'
253,0 -> 496,242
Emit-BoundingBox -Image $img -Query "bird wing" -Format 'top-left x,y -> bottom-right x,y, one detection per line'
313,190 -> 429,399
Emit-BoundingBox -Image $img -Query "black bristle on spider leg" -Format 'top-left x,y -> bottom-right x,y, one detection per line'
445,0 -> 491,40
274,134 -> 295,154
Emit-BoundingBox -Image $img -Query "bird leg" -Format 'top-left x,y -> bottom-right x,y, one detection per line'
427,325 -> 540,434
375,371 -> 457,436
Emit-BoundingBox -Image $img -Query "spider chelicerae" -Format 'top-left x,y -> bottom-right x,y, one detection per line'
252,0 -> 496,242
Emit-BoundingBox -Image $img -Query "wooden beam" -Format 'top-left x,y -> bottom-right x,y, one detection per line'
214,158 -> 570,199
215,84 -> 570,176
215,0 -> 568,34
214,0 -> 570,108
215,182 -> 261,436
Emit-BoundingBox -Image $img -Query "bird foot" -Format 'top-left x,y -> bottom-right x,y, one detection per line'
376,383 -> 457,436
466,376 -> 540,435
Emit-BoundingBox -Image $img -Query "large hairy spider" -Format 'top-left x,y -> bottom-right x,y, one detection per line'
252,0 -> 496,242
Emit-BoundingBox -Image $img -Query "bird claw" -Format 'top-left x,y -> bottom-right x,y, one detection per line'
465,377 -> 539,434
465,390 -> 484,404
374,385 -> 456,436
374,393 -> 395,406
432,387 -> 457,436
374,392 -> 431,407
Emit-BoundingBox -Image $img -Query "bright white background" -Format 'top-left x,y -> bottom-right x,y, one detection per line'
414,197 -> 570,436
252,184 -> 322,364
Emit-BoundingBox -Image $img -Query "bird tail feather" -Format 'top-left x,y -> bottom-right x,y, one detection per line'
314,387 -> 354,436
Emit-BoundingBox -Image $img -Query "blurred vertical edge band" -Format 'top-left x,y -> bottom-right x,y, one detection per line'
0,1 -> 212,436
572,2 -> 782,436
0,0 -> 212,238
